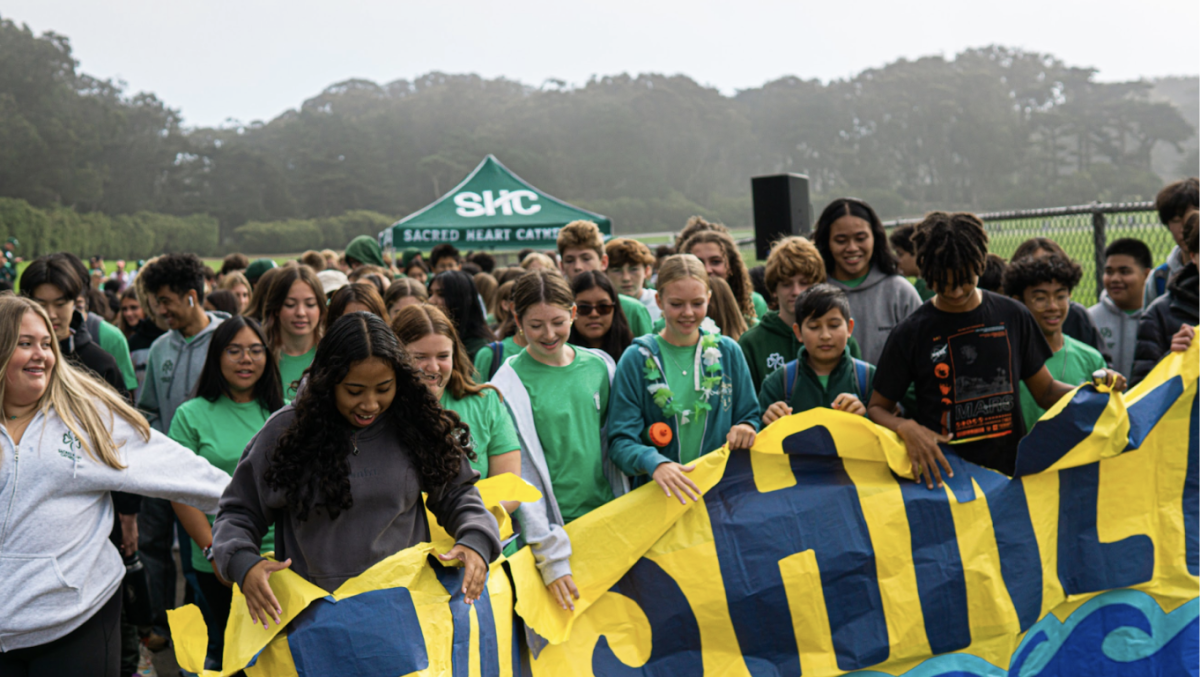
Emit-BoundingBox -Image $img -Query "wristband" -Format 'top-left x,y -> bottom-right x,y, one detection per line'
203,544 -> 215,562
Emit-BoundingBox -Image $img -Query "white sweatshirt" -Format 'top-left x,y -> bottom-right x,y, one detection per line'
0,404 -> 230,651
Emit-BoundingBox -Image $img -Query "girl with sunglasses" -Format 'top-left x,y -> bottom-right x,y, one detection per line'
169,316 -> 283,671
568,271 -> 633,364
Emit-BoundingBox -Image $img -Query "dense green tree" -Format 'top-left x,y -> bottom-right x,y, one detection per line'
0,14 -> 1195,248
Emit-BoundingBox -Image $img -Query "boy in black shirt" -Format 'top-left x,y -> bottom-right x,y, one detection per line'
867,212 -> 1125,484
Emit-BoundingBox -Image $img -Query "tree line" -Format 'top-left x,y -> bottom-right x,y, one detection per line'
0,14 -> 1196,256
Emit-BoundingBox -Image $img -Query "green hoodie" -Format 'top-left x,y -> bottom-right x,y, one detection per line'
345,235 -> 385,268
758,346 -> 875,415
738,310 -> 863,394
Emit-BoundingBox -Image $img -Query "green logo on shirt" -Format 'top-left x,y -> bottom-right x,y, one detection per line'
162,359 -> 174,375
58,431 -> 83,462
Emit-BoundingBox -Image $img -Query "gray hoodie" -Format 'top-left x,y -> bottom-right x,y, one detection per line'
137,311 -> 229,433
1087,291 -> 1145,379
827,265 -> 923,365
0,405 -> 229,650
213,406 -> 501,593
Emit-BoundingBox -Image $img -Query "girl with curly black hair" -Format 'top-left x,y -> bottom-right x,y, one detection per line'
212,312 -> 501,628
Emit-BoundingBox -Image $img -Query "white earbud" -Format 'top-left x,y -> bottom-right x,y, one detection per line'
188,296 -> 195,307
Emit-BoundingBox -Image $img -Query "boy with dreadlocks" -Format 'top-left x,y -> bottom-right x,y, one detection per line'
867,212 -> 1124,484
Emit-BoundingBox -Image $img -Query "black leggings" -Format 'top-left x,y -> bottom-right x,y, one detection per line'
193,571 -> 233,666
0,589 -> 122,677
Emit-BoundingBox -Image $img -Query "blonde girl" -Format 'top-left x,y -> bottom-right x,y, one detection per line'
608,254 -> 760,504
0,296 -> 228,675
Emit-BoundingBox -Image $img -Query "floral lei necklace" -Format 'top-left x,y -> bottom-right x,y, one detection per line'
642,330 -> 723,425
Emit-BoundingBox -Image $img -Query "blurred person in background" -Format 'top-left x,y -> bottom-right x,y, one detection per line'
219,271 -> 252,315
384,278 -> 428,319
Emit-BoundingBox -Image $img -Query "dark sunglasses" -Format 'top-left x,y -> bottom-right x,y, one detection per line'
576,303 -> 615,316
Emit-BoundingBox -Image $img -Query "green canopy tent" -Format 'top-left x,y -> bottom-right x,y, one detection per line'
379,155 -> 612,251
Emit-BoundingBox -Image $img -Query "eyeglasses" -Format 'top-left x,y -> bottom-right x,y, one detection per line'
576,303 -> 615,316
225,344 -> 267,359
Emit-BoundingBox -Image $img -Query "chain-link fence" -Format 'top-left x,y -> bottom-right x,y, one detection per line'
880,202 -> 1171,306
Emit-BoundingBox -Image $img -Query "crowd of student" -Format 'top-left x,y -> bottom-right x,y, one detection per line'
0,178 -> 1196,677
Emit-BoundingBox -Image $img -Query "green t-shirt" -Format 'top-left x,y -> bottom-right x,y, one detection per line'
95,319 -> 138,391
817,374 -> 830,389
1019,334 -> 1107,429
619,294 -> 653,337
654,336 -> 704,464
473,335 -> 524,381
840,272 -> 870,289
510,348 -> 614,522
168,395 -> 277,573
278,347 -> 316,403
440,387 -> 520,477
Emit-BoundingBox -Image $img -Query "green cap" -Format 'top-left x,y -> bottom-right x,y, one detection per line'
245,258 -> 278,283
5,237 -> 17,247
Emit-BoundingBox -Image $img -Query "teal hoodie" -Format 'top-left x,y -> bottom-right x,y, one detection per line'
608,329 -> 760,483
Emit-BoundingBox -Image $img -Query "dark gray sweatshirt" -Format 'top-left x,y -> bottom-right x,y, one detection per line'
212,406 -> 500,592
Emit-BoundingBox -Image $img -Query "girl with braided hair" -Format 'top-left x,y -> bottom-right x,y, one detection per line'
212,312 -> 501,628
866,211 -> 1125,485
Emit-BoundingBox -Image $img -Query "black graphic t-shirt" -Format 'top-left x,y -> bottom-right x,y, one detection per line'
873,291 -> 1053,475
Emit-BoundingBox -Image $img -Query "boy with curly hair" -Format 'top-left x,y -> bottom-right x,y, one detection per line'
1004,253 -> 1108,428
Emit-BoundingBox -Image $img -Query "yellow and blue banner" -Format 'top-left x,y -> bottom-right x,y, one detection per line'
171,346 -> 1198,676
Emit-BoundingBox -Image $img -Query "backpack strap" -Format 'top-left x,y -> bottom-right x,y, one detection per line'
784,359 -> 799,401
852,358 -> 869,399
486,341 -> 504,380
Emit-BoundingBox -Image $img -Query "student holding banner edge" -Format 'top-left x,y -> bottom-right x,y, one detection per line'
608,254 -> 760,505
213,313 -> 500,627
491,270 -> 627,611
867,212 -> 1126,486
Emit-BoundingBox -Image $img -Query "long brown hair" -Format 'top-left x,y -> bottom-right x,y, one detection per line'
493,280 -> 517,338
391,304 -> 496,401
512,269 -> 574,320
0,296 -> 149,469
244,265 -> 287,322
326,282 -> 389,330
262,265 -> 326,350
681,229 -> 755,320
707,277 -> 747,340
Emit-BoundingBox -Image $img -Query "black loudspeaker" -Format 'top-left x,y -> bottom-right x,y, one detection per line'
751,173 -> 811,261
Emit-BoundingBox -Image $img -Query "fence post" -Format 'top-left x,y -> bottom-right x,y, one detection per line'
1091,207 -> 1107,304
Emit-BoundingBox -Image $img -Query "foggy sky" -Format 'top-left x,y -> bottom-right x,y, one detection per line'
6,0 -> 1197,129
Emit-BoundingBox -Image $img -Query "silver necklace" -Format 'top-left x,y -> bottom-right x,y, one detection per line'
660,344 -> 689,376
